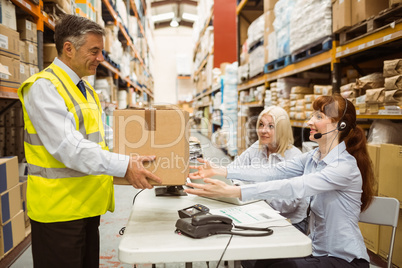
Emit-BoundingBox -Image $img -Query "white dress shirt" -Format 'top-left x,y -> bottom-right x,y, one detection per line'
227,141 -> 308,224
227,142 -> 369,263
22,58 -> 129,177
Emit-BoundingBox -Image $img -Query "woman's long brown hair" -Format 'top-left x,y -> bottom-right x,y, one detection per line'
313,94 -> 375,211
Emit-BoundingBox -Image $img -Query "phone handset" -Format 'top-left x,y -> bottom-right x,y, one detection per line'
191,215 -> 232,226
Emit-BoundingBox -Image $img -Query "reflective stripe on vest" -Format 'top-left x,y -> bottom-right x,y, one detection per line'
28,163 -> 87,179
45,68 -> 87,138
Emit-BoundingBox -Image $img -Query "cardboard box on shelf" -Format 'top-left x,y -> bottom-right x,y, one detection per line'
0,0 -> 17,30
43,43 -> 57,64
351,0 -> 388,25
0,55 -> 20,88
20,41 -> 38,65
0,183 -> 22,225
16,19 -> 37,43
0,210 -> 25,257
113,107 -> 190,186
378,144 -> 402,205
332,0 -> 352,33
0,156 -> 19,194
20,62 -> 30,83
0,24 -> 20,60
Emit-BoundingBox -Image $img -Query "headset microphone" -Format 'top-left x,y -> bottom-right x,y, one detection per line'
314,128 -> 337,139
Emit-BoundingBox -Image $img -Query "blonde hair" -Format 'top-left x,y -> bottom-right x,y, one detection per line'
256,106 -> 294,156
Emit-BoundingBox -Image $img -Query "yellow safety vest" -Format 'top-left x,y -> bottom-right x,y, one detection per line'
18,63 -> 115,223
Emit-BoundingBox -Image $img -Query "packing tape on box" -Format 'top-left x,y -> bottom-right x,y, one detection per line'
145,109 -> 156,131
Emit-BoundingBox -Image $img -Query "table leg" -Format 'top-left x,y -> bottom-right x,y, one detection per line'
185,262 -> 193,268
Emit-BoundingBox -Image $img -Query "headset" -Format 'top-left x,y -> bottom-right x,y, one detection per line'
314,97 -> 348,139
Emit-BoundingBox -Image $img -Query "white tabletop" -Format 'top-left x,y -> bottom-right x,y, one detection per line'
118,188 -> 312,264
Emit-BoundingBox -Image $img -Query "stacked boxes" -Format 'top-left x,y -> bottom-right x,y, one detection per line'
0,23 -> 20,89
0,156 -> 24,257
16,18 -> 38,84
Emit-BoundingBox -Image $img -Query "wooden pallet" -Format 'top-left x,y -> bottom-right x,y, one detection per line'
339,4 -> 402,45
264,55 -> 292,74
291,37 -> 332,63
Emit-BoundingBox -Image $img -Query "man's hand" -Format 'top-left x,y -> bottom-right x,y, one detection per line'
124,155 -> 162,189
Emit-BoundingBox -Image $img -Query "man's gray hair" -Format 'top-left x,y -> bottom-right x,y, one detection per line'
54,14 -> 105,56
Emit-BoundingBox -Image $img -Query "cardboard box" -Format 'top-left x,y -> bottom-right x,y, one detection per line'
0,55 -> 20,88
17,18 -> 37,43
0,210 -> 25,257
43,43 -> 57,64
113,108 -> 190,185
0,0 -> 16,30
19,176 -> 29,227
0,157 -> 19,193
0,183 -> 22,225
359,222 -> 380,254
332,0 -> 352,33
20,62 -> 29,83
378,144 -> 402,204
0,24 -> 20,59
352,0 -> 388,25
379,210 -> 402,267
367,144 -> 380,195
29,64 -> 39,77
20,40 -> 38,65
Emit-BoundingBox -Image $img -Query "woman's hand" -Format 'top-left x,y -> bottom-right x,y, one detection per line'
188,158 -> 227,179
184,177 -> 241,199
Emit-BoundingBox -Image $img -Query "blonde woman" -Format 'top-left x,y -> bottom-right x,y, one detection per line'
228,106 -> 308,233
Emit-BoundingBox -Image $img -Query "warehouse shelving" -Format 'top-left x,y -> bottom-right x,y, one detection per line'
101,0 -> 153,83
191,0 -> 237,140
0,0 -> 154,100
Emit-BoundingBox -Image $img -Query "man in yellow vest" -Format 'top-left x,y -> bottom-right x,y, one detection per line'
18,14 -> 162,268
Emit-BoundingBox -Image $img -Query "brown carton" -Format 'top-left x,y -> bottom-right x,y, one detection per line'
352,0 -> 388,25
0,183 -> 22,225
113,108 -> 190,186
0,24 -> 20,59
0,55 -> 20,88
20,41 -> 38,65
378,144 -> 402,205
0,210 -> 25,257
17,19 -> 37,43
332,0 -> 352,33
43,43 -> 58,64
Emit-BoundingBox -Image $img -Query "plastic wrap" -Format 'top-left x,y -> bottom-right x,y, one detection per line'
367,120 -> 402,145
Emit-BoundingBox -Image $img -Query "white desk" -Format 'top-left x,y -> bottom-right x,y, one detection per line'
118,188 -> 312,264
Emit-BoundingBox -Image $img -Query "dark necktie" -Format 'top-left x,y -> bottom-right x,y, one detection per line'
77,80 -> 87,99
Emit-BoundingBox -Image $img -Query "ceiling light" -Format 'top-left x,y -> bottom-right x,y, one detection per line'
170,18 -> 179,27
182,13 -> 198,22
152,12 -> 174,22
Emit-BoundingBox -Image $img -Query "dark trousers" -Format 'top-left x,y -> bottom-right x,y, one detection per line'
30,215 -> 101,268
243,256 -> 369,268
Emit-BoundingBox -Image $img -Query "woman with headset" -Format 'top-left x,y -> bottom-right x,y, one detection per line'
185,94 -> 375,267
228,106 -> 309,234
